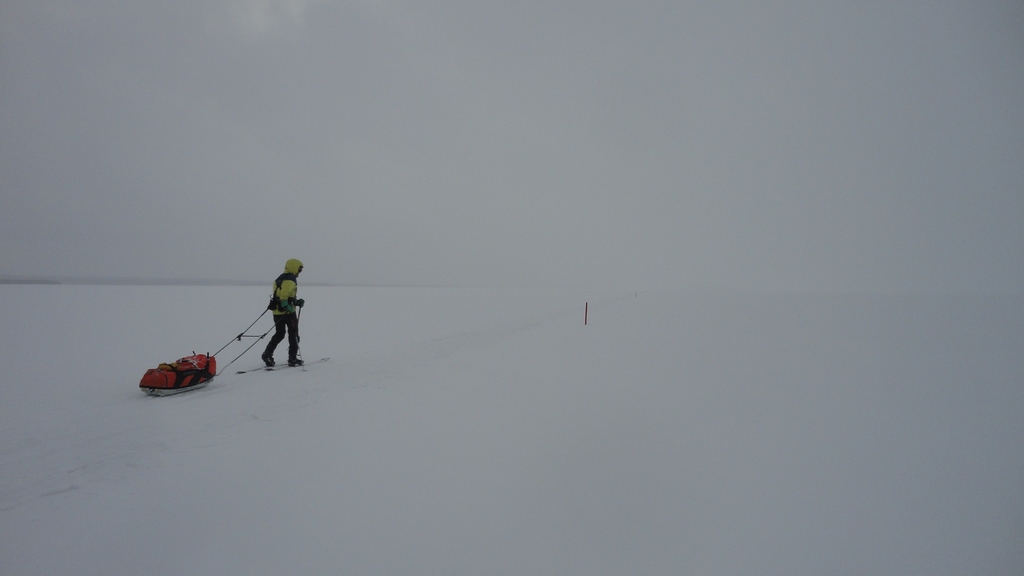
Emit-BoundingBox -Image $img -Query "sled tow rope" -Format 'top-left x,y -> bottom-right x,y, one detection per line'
212,309 -> 274,376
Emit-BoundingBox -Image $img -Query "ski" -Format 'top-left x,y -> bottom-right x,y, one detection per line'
236,357 -> 330,374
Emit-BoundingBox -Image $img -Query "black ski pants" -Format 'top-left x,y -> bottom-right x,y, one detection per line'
264,312 -> 299,361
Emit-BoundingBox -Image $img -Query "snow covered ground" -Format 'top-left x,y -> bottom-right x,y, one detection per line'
1,285 -> 1022,575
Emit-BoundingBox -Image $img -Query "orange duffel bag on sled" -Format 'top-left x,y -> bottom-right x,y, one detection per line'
140,354 -> 216,396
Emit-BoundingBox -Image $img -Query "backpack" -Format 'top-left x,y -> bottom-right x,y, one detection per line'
267,272 -> 297,312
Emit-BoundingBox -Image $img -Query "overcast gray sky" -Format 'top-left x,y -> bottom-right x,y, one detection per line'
1,1 -> 1022,292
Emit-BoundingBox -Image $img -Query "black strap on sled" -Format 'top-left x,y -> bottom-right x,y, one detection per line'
173,368 -> 206,389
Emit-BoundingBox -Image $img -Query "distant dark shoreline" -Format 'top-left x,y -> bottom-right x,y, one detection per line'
0,277 -> 352,287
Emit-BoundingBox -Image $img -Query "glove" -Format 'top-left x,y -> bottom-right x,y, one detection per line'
296,298 -> 305,307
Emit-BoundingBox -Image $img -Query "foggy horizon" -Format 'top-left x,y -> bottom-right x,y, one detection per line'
2,1 -> 1022,294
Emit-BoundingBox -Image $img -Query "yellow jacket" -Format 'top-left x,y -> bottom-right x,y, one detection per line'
271,258 -> 303,315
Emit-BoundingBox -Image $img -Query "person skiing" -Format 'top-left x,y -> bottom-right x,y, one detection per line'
262,258 -> 305,367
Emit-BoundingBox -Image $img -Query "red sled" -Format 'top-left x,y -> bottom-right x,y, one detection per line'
140,354 -> 216,396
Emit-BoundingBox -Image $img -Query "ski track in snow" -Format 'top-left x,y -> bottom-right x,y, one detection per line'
0,288 -> 603,513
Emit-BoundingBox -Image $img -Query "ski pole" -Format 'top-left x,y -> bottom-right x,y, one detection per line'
296,305 -> 305,371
